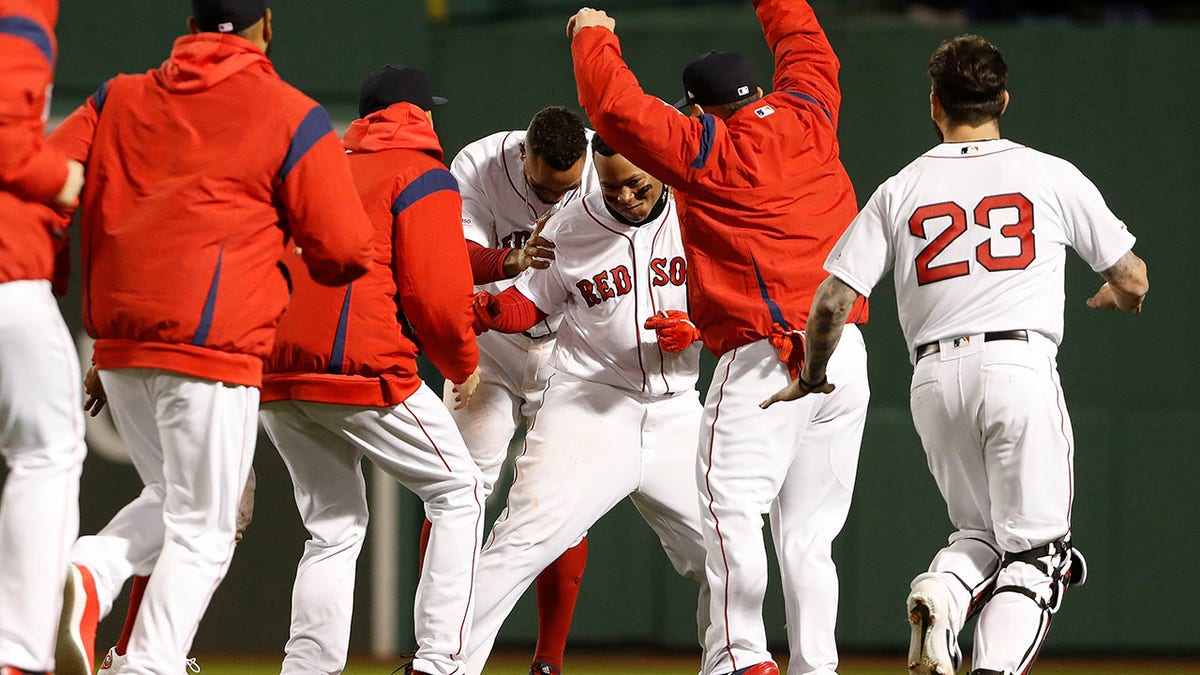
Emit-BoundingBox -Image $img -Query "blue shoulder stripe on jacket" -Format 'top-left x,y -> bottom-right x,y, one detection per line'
391,169 -> 459,216
690,114 -> 716,169
92,80 -> 110,112
280,106 -> 335,182
785,91 -> 832,123
0,15 -> 54,64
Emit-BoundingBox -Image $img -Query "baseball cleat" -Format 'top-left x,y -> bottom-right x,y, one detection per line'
529,660 -> 562,675
96,647 -> 127,674
728,662 -> 780,675
907,579 -> 962,675
1,667 -> 50,675
55,564 -> 100,675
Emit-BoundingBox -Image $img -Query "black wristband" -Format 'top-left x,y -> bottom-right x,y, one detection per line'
799,373 -> 827,390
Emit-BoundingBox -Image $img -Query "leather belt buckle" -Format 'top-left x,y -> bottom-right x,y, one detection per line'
914,329 -> 1029,362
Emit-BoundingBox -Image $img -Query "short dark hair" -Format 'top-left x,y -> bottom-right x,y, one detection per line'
590,133 -> 617,158
526,106 -> 588,172
928,34 -> 1008,127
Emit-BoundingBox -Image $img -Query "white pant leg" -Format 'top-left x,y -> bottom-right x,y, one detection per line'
71,393 -> 177,617
465,375 -> 639,675
260,401 -> 367,675
973,338 -> 1075,674
0,280 -> 85,671
99,370 -> 257,675
293,385 -> 484,675
769,327 -> 868,675
445,332 -> 556,500
627,391 -> 710,662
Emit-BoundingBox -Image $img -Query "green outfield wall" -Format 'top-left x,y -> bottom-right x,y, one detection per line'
37,3 -> 1198,659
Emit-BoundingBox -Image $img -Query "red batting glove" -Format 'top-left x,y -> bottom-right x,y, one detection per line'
644,309 -> 701,353
471,290 -> 501,335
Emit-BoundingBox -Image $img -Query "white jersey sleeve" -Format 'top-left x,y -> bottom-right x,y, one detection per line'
824,182 -> 896,298
1054,162 -> 1137,272
514,217 -> 571,314
450,139 -> 498,248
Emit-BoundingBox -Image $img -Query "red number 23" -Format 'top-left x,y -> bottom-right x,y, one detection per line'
908,193 -> 1035,286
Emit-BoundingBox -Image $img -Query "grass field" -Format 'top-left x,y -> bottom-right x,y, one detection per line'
184,652 -> 1200,674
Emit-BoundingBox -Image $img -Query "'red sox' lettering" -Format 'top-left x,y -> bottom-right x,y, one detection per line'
576,259 -> 686,308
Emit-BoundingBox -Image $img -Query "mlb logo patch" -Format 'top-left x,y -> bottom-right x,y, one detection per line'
754,105 -> 775,119
738,85 -> 750,96
952,335 -> 971,348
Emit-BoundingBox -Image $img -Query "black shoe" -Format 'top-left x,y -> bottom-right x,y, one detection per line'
529,660 -> 562,675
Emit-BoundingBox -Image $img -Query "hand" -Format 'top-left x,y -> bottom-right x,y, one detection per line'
567,7 -> 616,39
471,290 -> 501,335
82,364 -> 107,416
644,310 -> 701,353
760,373 -> 836,409
503,212 -> 556,277
53,159 -> 85,210
235,467 -> 256,543
452,368 -> 481,410
1086,281 -> 1143,314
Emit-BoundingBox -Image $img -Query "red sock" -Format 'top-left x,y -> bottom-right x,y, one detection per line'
532,537 -> 588,669
418,518 -> 433,575
114,575 -> 149,655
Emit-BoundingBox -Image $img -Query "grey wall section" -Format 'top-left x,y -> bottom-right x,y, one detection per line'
42,3 -> 1198,658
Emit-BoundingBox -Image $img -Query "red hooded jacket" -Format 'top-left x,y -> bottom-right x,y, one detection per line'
572,0 -> 867,356
262,102 -> 478,406
49,33 -> 374,387
0,0 -> 70,286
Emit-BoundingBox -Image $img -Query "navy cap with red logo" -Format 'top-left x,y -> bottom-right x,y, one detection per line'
675,50 -> 759,109
192,0 -> 270,34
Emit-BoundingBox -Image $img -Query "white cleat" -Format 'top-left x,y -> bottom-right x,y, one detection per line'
907,578 -> 962,675
97,647 -> 127,674
96,647 -> 201,674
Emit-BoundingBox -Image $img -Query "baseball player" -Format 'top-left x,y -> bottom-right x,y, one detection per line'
445,106 -> 600,675
0,1 -> 87,673
46,2 -> 375,673
462,134 -> 710,675
763,34 -> 1149,675
569,3 -> 868,674
259,64 -> 485,675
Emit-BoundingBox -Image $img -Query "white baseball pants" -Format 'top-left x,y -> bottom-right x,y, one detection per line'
442,331 -> 555,498
259,384 -> 484,675
70,368 -> 257,675
0,280 -> 85,672
909,331 -> 1075,673
463,374 -> 710,675
697,330 -> 869,675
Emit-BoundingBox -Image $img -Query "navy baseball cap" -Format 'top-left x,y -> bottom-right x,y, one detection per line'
192,0 -> 269,34
675,50 -> 758,109
358,65 -> 448,117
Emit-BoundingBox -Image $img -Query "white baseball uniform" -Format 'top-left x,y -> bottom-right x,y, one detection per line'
825,138 -> 1136,673
463,190 -> 711,674
444,130 -> 598,496
0,279 -> 86,672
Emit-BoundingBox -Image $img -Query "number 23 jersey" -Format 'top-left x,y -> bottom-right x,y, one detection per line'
826,139 -> 1136,356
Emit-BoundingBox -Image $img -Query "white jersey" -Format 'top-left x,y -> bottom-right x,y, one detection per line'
826,139 -> 1135,356
451,130 -> 599,338
514,190 -> 697,396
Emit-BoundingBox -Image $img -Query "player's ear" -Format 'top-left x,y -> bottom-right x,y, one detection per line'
187,17 -> 200,34
929,90 -> 941,121
261,9 -> 272,44
1000,90 -> 1010,116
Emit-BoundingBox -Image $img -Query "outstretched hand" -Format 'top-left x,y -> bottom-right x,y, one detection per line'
1086,281 -> 1143,314
83,364 -> 106,416
504,212 -> 556,276
567,7 -> 616,39
760,375 -> 835,409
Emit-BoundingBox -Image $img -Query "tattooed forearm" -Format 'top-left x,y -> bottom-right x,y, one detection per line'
801,276 -> 860,383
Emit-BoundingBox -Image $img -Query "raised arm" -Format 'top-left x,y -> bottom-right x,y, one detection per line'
392,169 -> 480,386
754,0 -> 841,127
1086,250 -> 1148,314
569,12 -> 711,189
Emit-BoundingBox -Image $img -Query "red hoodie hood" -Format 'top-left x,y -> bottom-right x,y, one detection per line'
343,103 -> 443,160
155,33 -> 275,93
